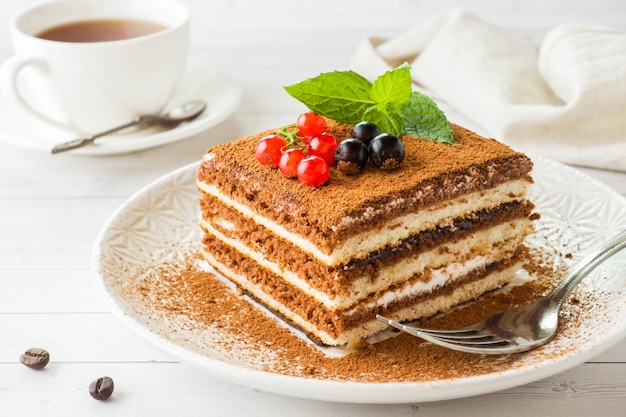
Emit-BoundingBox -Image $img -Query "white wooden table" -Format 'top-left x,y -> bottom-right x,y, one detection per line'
1,1 -> 625,415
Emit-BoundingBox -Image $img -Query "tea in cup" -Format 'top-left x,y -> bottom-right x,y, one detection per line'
0,0 -> 190,133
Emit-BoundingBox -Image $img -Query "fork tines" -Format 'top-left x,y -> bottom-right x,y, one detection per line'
376,315 -> 514,354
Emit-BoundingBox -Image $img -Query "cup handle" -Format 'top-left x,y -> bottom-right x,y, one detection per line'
0,56 -> 71,129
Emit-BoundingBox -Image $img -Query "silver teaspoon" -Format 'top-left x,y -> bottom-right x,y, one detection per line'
51,99 -> 207,154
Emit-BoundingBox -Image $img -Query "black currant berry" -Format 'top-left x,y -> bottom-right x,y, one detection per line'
350,121 -> 381,147
334,138 -> 369,174
369,134 -> 405,170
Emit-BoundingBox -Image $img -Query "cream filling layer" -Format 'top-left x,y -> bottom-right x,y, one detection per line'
202,250 -> 522,346
330,262 -> 521,346
197,179 -> 530,267
200,217 -> 532,310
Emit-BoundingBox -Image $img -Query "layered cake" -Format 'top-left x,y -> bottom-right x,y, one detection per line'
197,121 -> 535,346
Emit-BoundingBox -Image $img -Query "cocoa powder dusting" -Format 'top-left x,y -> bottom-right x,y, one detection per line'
198,121 -> 534,244
133,246 -> 594,384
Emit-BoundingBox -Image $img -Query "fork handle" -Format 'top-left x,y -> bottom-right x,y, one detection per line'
549,229 -> 626,306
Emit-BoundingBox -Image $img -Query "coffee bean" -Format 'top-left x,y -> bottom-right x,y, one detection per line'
89,376 -> 114,400
19,348 -> 50,369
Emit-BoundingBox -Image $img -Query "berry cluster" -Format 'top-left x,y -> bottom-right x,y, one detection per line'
336,121 -> 405,173
254,112 -> 405,187
255,111 -> 336,186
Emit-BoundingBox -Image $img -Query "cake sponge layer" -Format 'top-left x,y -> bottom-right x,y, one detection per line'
201,241 -> 525,346
199,196 -> 534,309
198,178 -> 532,266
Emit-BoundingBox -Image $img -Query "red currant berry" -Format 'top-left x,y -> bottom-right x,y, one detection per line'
297,111 -> 328,138
296,155 -> 329,187
255,134 -> 286,167
278,148 -> 305,178
308,132 -> 338,166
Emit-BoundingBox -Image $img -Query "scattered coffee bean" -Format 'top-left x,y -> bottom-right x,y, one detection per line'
89,376 -> 114,400
19,348 -> 50,370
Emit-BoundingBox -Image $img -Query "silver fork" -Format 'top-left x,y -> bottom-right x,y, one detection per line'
377,228 -> 626,354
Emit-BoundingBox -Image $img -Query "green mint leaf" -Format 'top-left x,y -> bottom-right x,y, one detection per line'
284,70 -> 373,123
363,102 -> 405,136
370,62 -> 412,105
401,91 -> 454,144
284,64 -> 454,144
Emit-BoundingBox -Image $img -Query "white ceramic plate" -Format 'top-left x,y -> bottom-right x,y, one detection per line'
93,156 -> 626,403
0,59 -> 241,155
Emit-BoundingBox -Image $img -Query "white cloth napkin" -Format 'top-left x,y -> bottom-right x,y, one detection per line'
350,8 -> 626,171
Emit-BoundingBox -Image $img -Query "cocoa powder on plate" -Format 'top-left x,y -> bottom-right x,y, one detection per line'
134,246 -> 590,383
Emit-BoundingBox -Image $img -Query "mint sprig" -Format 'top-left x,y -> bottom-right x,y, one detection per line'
402,92 -> 454,144
284,63 -> 454,144
283,70 -> 372,124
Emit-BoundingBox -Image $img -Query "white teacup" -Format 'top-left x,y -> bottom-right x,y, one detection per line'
0,0 -> 190,133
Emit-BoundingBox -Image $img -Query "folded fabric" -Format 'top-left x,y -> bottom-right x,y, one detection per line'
350,8 -> 626,171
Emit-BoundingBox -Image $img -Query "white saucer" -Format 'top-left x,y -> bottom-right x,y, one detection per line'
0,59 -> 242,156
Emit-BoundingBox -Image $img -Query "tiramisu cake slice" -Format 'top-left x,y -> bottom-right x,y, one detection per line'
197,120 -> 536,346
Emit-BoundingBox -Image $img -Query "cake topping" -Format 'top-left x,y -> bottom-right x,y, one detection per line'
369,133 -> 405,170
254,66 -> 456,186
255,111 -> 336,186
278,148 -> 305,178
284,63 -> 454,144
350,121 -> 382,147
255,134 -> 287,167
308,132 -> 339,166
297,110 -> 328,138
334,138 -> 369,174
296,155 -> 329,187
255,114 -> 405,185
